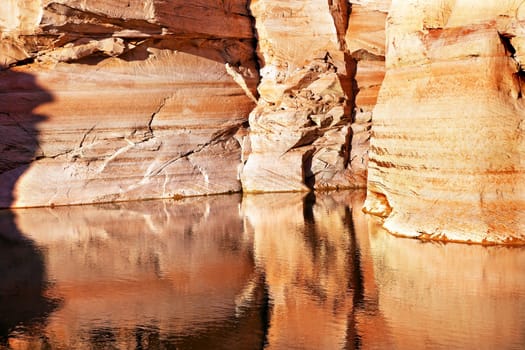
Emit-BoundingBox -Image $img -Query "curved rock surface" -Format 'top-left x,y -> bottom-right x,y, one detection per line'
364,0 -> 525,243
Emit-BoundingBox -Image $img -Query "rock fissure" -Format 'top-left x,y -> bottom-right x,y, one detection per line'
145,123 -> 244,179
146,95 -> 171,140
78,125 -> 96,149
0,0 -> 257,207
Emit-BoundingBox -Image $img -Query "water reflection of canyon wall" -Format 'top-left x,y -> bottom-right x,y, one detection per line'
8,195 -> 265,349
366,218 -> 525,349
4,192 -> 525,349
242,192 -> 365,350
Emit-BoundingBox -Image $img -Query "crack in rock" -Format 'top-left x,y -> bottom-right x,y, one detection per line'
144,123 -> 244,178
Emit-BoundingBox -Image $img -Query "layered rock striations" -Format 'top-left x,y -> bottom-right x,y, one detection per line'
364,0 -> 525,243
3,0 -> 524,244
240,0 -> 354,192
0,0 -> 391,207
240,0 -> 389,191
0,0 -> 258,207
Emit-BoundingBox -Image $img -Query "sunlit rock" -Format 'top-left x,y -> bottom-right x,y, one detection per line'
241,0 -> 356,192
0,0 -> 258,207
365,0 -> 525,243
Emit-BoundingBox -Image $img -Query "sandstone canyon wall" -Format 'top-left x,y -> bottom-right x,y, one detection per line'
3,1 -> 525,244
0,0 -> 259,207
364,0 -> 525,244
0,0 -> 387,207
241,0 -> 388,191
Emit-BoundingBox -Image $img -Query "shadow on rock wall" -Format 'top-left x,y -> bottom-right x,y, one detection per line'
0,69 -> 51,208
0,69 -> 58,344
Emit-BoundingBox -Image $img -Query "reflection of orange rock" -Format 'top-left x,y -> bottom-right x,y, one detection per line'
6,191 -> 524,349
367,217 -> 525,349
243,192 -> 360,349
10,195 -> 259,348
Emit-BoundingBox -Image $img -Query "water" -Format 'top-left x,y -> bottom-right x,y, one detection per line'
0,191 -> 524,349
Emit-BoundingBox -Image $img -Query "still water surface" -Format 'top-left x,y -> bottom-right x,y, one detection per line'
0,191 -> 524,349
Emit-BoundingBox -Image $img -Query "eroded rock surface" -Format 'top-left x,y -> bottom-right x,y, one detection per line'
240,0 -> 354,192
347,0 -> 390,186
364,0 -> 525,243
240,0 -> 389,192
4,0 -> 524,245
0,0 -> 391,206
0,0 -> 258,207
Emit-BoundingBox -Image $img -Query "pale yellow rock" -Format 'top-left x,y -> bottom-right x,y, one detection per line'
0,40 -> 30,68
250,0 -> 347,72
241,59 -> 354,192
0,0 -> 43,34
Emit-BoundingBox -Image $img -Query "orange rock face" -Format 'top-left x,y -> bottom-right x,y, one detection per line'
0,0 -> 258,207
364,0 -> 525,243
240,0 -> 388,191
347,0 -> 390,186
0,0 -> 390,207
3,0 -> 524,244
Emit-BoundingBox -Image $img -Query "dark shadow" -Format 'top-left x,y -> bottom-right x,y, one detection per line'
345,206 -> 364,350
0,69 -> 51,207
0,69 -> 58,344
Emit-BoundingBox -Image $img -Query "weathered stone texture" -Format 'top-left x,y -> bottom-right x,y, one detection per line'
347,0 -> 390,186
4,0 -> 525,245
241,0 -> 375,192
0,0 -> 392,207
364,0 -> 525,243
0,0 -> 258,207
